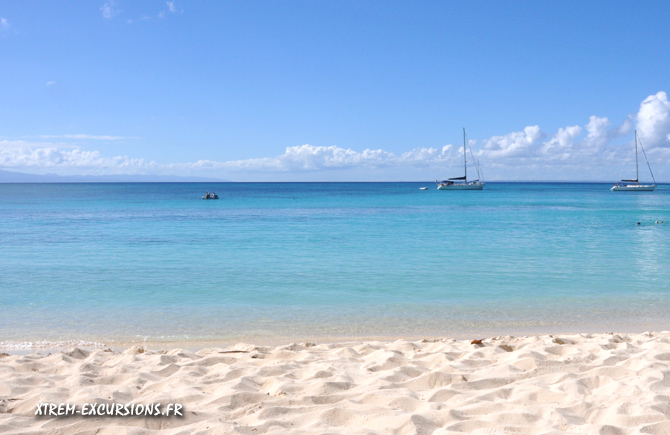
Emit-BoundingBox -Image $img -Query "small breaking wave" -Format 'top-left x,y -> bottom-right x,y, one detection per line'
0,339 -> 107,350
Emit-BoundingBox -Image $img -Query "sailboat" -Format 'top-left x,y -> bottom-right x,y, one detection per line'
437,128 -> 484,190
611,130 -> 656,191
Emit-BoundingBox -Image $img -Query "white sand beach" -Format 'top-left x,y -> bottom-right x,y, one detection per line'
2,332 -> 670,434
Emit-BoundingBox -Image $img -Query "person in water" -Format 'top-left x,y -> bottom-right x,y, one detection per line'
205,192 -> 210,199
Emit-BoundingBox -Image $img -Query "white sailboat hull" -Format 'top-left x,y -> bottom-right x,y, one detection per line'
437,129 -> 484,191
612,131 -> 656,192
437,182 -> 484,190
611,184 -> 656,191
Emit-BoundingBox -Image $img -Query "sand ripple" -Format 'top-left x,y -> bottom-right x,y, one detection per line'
1,332 -> 670,433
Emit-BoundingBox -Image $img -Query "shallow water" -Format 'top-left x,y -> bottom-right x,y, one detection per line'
1,182 -> 669,348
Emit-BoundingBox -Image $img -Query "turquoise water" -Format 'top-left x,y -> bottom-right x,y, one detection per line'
1,182 -> 669,347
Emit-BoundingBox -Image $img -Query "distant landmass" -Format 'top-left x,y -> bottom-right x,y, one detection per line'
0,169 -> 224,183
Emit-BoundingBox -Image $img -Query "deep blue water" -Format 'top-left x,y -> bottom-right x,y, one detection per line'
1,182 -> 669,348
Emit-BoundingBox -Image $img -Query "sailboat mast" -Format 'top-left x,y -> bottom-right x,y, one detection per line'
463,128 -> 467,182
635,130 -> 639,184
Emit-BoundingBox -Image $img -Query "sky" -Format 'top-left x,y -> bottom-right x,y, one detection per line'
1,1 -> 670,181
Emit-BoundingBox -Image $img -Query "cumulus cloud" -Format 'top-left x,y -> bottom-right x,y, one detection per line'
0,137 -> 150,175
541,125 -> 582,160
0,141 -> 455,175
215,145 -> 449,172
0,146 -> 153,173
636,91 -> 670,148
480,126 -> 545,159
581,117 -> 608,154
2,92 -> 670,180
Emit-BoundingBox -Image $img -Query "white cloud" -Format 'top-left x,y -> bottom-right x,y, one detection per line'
0,138 -> 149,175
0,147 -> 152,173
480,125 -> 545,159
541,125 -> 582,160
214,144 -> 457,172
1,17 -> 9,30
0,141 -> 453,175
101,1 -> 119,19
220,145 -> 391,171
2,92 -> 670,180
580,116 -> 610,155
46,81 -> 56,86
636,91 -> 670,149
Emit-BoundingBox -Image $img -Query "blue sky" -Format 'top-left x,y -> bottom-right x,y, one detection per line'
1,1 -> 670,181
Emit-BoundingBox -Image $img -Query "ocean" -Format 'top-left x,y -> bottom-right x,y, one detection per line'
1,182 -> 668,349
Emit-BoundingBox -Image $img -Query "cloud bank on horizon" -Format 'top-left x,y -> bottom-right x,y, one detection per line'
2,92 -> 670,181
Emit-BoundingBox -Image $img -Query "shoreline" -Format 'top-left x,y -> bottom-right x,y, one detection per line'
2,331 -> 670,433
1,324 -> 663,355
2,321 -> 667,355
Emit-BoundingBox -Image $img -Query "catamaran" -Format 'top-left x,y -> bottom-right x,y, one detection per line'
611,130 -> 656,191
437,128 -> 484,190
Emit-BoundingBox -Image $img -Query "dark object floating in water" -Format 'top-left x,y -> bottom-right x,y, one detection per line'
202,192 -> 219,200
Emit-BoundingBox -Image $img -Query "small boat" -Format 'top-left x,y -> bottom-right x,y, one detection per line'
202,193 -> 219,199
419,187 -> 428,190
611,130 -> 656,191
437,128 -> 484,190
